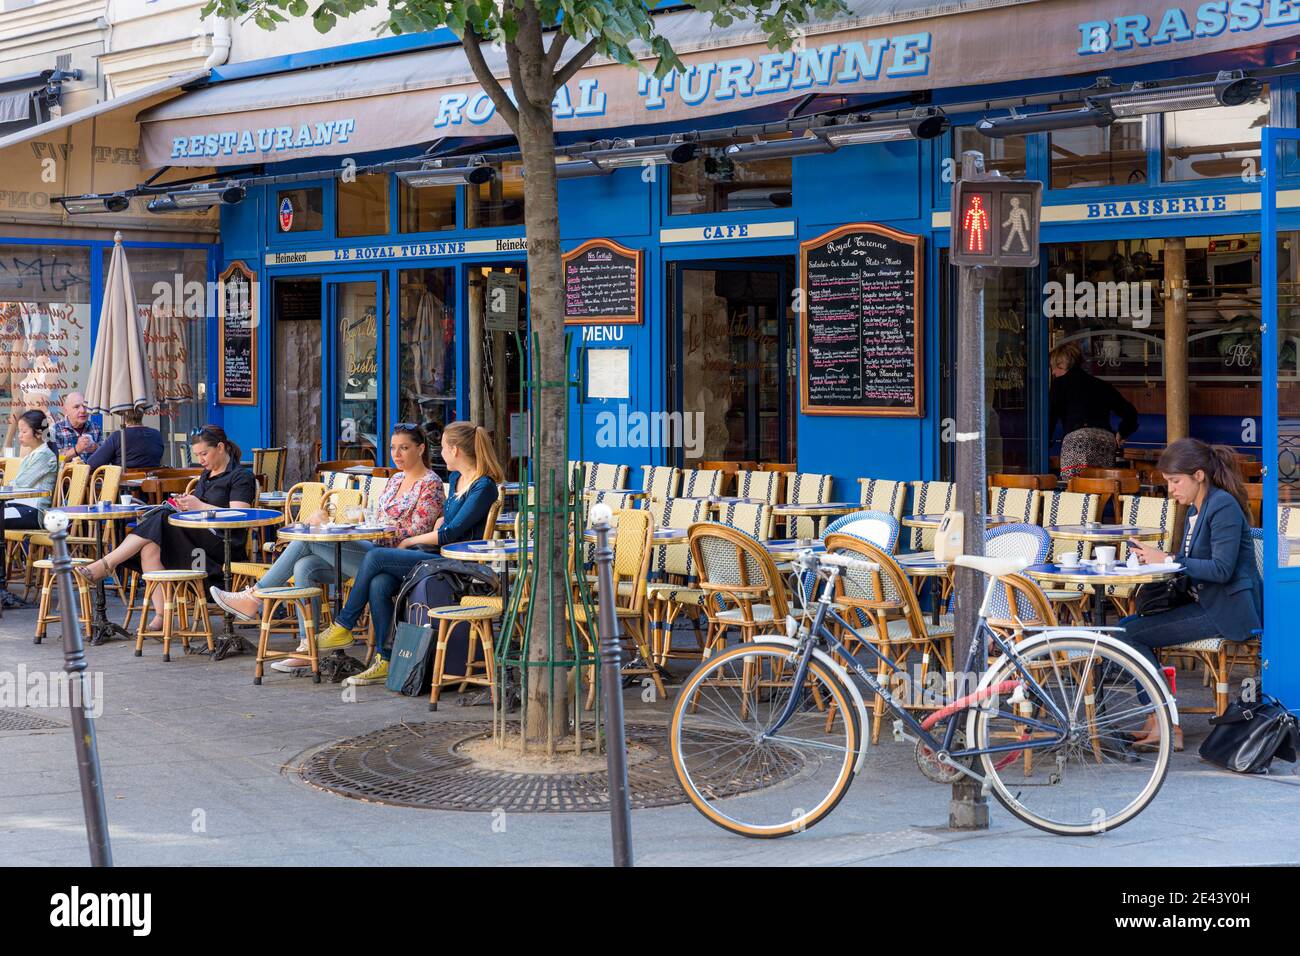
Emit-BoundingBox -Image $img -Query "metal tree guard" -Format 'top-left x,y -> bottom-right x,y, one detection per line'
494,331 -> 602,756
46,510 -> 113,865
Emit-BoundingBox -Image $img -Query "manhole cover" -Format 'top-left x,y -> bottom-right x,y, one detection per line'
0,709 -> 66,732
298,720 -> 805,812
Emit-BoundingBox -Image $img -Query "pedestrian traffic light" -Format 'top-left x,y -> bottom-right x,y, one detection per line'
950,175 -> 1042,267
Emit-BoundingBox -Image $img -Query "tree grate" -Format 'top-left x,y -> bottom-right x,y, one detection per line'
0,709 -> 66,732
297,720 -> 804,813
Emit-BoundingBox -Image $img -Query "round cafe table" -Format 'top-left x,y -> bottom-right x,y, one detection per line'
771,501 -> 860,537
900,513 -> 1016,530
170,508 -> 284,660
763,538 -> 826,561
275,524 -> 390,618
895,551 -> 954,625
59,503 -> 150,643
581,527 -> 687,546
1026,561 -> 1183,625
1044,524 -> 1166,546
439,539 -> 529,563
0,486 -> 46,614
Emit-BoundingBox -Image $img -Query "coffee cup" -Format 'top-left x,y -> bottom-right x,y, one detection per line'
120,494 -> 132,507
1057,552 -> 1080,568
1095,545 -> 1117,568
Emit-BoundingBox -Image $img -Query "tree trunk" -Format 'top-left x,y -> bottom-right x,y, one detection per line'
514,27 -> 571,746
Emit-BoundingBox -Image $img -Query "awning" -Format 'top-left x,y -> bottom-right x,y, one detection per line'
0,69 -> 217,232
140,0 -> 1300,169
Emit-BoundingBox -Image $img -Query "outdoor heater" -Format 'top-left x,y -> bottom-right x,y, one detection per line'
56,193 -> 132,214
147,182 -> 246,211
580,138 -> 699,168
1098,71 -> 1265,117
398,158 -> 497,187
975,104 -> 1114,138
726,112 -> 948,161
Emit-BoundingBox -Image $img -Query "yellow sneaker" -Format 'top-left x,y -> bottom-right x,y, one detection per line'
315,623 -> 354,650
343,657 -> 389,686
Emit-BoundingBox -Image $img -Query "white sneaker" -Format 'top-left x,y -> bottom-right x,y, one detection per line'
210,586 -> 259,622
270,659 -> 311,674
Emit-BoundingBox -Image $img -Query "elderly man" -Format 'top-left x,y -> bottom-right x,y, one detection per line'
53,392 -> 102,461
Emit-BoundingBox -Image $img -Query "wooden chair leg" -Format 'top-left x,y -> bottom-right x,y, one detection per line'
161,583 -> 175,662
429,619 -> 451,711
134,580 -> 153,657
254,598 -> 274,684
34,568 -> 52,643
302,601 -> 320,683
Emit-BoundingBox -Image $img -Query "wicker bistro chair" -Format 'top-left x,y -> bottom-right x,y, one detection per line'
735,469 -> 782,507
645,497 -> 711,668
6,461 -> 90,596
1037,490 -> 1102,623
569,507 -> 658,707
1092,495 -> 1177,619
679,468 -> 724,498
858,477 -> 908,522
252,447 -> 287,494
640,464 -> 680,504
906,480 -> 955,551
687,523 -> 790,659
583,462 -> 629,491
785,472 -> 833,538
823,510 -> 900,553
717,501 -> 774,542
1160,527 -> 1265,717
984,572 -> 1058,643
822,534 -> 954,745
988,486 -> 1042,525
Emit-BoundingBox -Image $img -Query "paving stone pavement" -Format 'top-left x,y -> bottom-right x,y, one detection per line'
1,595 -> 1296,867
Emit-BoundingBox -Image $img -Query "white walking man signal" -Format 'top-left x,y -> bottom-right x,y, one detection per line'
1002,196 -> 1030,253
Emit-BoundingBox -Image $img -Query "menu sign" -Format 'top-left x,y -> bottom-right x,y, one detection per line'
563,238 -> 642,325
218,261 -> 258,406
800,223 -> 923,417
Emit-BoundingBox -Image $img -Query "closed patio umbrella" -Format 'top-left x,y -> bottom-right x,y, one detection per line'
84,232 -> 156,468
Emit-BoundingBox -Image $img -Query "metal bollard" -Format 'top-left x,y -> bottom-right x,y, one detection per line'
589,503 -> 633,867
46,510 -> 113,866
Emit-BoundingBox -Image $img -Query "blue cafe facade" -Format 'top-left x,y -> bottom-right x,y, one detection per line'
124,0 -> 1300,697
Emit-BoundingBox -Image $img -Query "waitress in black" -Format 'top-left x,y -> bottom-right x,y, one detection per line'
77,425 -> 255,630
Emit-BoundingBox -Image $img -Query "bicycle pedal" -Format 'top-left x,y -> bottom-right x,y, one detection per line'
892,720 -> 919,745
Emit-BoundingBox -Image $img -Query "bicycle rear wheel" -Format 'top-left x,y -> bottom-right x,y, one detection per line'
670,642 -> 860,838
970,636 -> 1172,835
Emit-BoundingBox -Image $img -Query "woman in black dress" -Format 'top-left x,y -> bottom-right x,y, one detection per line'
77,425 -> 255,628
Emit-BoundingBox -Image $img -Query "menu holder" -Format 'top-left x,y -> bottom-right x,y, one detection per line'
218,261 -> 258,406
562,238 -> 643,325
800,223 -> 924,417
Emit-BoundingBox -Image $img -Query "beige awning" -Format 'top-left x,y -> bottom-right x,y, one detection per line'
139,0 -> 1300,168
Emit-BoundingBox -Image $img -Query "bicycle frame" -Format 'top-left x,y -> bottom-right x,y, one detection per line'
762,564 -> 1081,768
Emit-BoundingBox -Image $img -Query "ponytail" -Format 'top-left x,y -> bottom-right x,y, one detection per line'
1157,437 -> 1250,516
193,424 -> 241,468
443,420 -> 504,485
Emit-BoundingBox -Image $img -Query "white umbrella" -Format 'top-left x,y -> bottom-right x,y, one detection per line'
84,232 -> 155,468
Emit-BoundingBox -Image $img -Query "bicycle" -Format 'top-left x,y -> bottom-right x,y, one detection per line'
669,548 -> 1177,838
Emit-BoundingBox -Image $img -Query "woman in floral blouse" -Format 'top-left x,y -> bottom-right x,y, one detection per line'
210,424 -> 445,655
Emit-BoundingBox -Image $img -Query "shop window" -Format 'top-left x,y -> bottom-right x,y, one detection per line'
337,174 -> 390,238
399,268 -> 456,473
1049,115 -> 1147,188
1163,88 -> 1269,182
399,180 -> 456,234
0,243 -> 92,447
952,126 -> 1027,181
669,136 -> 793,215
1275,232 -> 1300,545
467,161 -> 524,229
275,187 -> 324,234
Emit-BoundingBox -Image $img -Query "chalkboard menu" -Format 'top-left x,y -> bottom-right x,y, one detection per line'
800,223 -> 923,417
218,261 -> 258,406
563,238 -> 642,325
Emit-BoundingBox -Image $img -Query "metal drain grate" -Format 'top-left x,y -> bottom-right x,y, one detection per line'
0,709 -> 66,732
298,721 -> 805,813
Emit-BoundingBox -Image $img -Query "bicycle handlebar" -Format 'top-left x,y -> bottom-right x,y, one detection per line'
813,551 -> 878,574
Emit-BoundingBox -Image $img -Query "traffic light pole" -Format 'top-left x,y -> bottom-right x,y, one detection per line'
950,149 -> 990,831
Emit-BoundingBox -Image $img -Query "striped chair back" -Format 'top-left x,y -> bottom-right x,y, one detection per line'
786,472 -> 833,538
640,464 -> 681,503
718,501 -> 773,541
608,508 -> 654,613
988,486 -> 1041,525
1119,494 -> 1175,559
252,447 -> 287,493
907,480 -> 954,551
318,470 -> 354,492
587,463 -> 629,490
323,487 -> 364,521
823,509 -> 900,553
680,468 -> 723,498
651,498 -> 709,579
858,477 -> 907,520
1040,490 -> 1102,561
735,469 -> 782,506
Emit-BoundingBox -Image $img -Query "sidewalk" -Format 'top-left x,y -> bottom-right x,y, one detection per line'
2,598 -> 1296,867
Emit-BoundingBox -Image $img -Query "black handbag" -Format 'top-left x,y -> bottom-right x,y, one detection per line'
1198,694 -> 1300,774
1133,574 -> 1192,616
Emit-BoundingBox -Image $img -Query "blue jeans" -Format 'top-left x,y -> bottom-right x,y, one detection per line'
259,539 -> 373,639
335,546 -> 434,660
1117,602 -> 1218,703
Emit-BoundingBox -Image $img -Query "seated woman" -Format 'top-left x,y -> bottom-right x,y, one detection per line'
1121,437 -> 1263,752
5,410 -> 59,529
314,421 -> 503,686
85,408 -> 164,470
209,424 -> 445,659
76,425 -> 255,629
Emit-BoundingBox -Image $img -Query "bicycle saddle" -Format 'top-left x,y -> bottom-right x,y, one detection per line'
953,555 -> 1030,577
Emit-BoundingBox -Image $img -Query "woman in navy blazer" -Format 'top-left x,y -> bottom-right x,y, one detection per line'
1122,438 -> 1263,749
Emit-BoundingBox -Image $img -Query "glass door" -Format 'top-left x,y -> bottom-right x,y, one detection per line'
272,276 -> 323,486
325,274 -> 384,463
670,261 -> 792,465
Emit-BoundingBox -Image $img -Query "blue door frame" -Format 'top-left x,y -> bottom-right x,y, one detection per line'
323,272 -> 385,460
1261,127 -> 1300,706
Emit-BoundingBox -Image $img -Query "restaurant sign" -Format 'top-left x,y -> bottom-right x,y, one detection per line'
265,236 -> 528,267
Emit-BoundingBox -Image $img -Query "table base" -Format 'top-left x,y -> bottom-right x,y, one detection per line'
319,650 -> 366,683
1,588 -> 34,611
211,632 -> 256,661
89,618 -> 133,646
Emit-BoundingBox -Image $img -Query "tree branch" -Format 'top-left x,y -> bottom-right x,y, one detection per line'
542,25 -> 571,76
552,37 -> 601,93
462,26 -> 520,130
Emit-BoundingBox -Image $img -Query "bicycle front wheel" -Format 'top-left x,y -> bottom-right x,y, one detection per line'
971,636 -> 1172,835
670,642 -> 860,838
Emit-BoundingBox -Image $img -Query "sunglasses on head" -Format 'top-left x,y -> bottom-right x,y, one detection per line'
392,422 -> 423,434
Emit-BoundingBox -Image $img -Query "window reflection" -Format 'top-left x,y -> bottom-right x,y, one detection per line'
337,174 -> 390,238
1163,89 -> 1269,181
467,161 -> 524,229
953,126 -> 1026,180
670,136 -> 793,215
399,268 -> 456,474
1050,115 -> 1147,188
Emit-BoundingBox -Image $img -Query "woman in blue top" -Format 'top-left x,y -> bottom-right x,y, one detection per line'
6,410 -> 59,529
1120,438 -> 1263,751
314,421 -> 504,685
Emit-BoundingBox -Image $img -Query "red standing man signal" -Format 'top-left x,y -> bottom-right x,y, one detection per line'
962,194 -> 990,254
